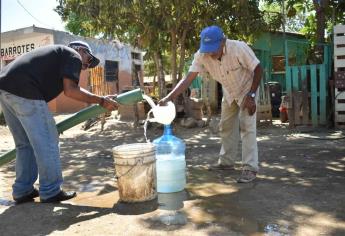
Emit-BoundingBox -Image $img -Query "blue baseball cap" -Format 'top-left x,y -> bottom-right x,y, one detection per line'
199,25 -> 224,53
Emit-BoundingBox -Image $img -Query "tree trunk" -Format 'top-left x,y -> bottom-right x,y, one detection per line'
314,0 -> 329,44
153,51 -> 166,99
178,28 -> 188,81
152,74 -> 156,97
171,29 -> 178,87
313,0 -> 329,63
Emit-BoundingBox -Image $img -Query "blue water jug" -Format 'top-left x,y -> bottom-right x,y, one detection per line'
153,124 -> 186,193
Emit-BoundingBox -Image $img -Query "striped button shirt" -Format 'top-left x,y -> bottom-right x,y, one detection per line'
189,39 -> 260,106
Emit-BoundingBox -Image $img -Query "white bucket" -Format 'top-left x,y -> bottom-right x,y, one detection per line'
112,143 -> 157,202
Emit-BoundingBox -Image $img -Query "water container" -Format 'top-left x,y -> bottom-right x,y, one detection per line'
153,124 -> 186,193
112,143 -> 157,202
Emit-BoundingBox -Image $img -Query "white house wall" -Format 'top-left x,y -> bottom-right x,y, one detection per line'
52,31 -> 133,73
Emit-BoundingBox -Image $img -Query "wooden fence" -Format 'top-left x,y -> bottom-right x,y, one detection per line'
255,49 -> 273,122
334,24 -> 345,128
89,66 -> 111,96
285,40 -> 331,127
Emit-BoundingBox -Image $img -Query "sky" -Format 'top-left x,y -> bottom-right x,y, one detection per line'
1,0 -> 66,32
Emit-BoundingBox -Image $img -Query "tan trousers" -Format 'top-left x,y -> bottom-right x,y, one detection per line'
218,99 -> 259,172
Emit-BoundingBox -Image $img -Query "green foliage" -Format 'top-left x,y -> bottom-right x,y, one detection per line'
262,0 -> 345,44
55,0 -> 274,93
144,50 -> 171,77
64,12 -> 97,37
259,0 -> 309,33
259,2 -> 284,32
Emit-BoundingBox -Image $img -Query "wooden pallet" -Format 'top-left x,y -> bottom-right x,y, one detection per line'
334,24 -> 345,128
257,85 -> 272,123
257,104 -> 272,123
335,88 -> 345,128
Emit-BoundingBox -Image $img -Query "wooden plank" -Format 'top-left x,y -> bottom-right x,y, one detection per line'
259,79 -> 267,103
293,91 -> 303,125
334,35 -> 345,44
324,46 -> 330,80
335,102 -> 345,111
310,65 -> 318,126
301,66 -> 309,124
292,67 -> 300,124
257,91 -> 272,123
335,88 -> 345,99
335,92 -> 345,111
292,67 -> 300,91
90,68 -> 95,93
286,67 -> 292,94
335,59 -> 345,68
334,24 -> 345,34
334,47 -> 345,56
285,67 -> 295,127
335,112 -> 345,123
319,65 -> 327,124
327,45 -> 332,77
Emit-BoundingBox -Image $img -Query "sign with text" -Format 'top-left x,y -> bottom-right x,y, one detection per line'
1,34 -> 53,61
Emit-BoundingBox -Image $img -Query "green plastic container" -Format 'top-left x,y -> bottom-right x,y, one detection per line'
57,88 -> 144,133
0,88 -> 144,167
115,88 -> 144,105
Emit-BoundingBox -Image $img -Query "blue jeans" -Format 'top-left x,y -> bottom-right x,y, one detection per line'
0,90 -> 62,200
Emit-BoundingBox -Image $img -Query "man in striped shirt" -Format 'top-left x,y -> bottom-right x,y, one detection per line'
160,25 -> 263,183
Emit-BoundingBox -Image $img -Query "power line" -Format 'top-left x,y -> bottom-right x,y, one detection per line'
16,0 -> 52,28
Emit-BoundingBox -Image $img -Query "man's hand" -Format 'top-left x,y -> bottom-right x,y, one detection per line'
242,95 -> 256,116
106,94 -> 118,100
158,96 -> 170,106
157,72 -> 198,106
100,95 -> 118,111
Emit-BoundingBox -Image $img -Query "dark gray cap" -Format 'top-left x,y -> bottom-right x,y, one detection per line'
68,41 -> 100,68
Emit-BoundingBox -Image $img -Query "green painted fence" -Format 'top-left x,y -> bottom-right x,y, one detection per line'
285,40 -> 332,127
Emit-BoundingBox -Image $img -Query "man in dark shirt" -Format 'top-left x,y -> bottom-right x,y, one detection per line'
0,41 -> 118,203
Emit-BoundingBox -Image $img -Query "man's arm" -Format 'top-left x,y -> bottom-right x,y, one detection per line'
63,77 -> 118,111
159,71 -> 199,104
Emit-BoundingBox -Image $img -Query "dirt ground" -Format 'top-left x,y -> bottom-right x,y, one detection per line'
0,114 -> 345,236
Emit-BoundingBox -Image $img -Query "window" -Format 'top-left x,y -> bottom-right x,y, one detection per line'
131,52 -> 141,60
272,56 -> 296,73
272,56 -> 285,73
132,64 -> 141,87
105,60 -> 118,82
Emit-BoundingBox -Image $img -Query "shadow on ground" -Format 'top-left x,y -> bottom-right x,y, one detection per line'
0,202 -> 114,235
0,120 -> 344,235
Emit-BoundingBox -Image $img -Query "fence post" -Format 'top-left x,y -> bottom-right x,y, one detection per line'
319,64 -> 327,125
301,66 -> 309,124
310,65 -> 318,126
